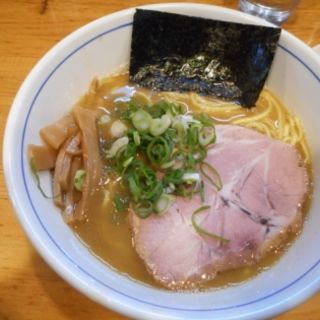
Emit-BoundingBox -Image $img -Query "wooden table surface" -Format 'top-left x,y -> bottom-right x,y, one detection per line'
1,1 -> 320,319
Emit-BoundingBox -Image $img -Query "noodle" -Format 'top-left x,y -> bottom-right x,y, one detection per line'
160,89 -> 311,164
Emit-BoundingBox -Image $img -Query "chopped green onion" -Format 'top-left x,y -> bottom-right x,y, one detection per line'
176,114 -> 200,127
193,148 -> 207,162
139,132 -> 153,143
199,181 -> 205,202
160,160 -> 175,169
182,172 -> 201,182
29,158 -> 56,199
74,169 -> 86,192
200,162 -> 223,191
113,194 -> 129,212
154,194 -> 175,215
148,100 -> 185,118
128,175 -> 141,202
115,143 -> 137,173
133,131 -> 141,146
127,162 -> 163,202
133,91 -> 151,107
169,102 -> 188,115
132,110 -> 152,132
110,119 -> 128,138
185,153 -> 196,168
176,180 -> 199,198
163,127 -> 177,142
98,114 -> 111,124
122,156 -> 134,168
192,205 -> 230,244
118,100 -> 139,121
102,98 -> 222,220
105,136 -> 129,158
150,114 -> 171,136
186,126 -> 199,147
164,183 -> 176,194
135,201 -> 153,218
111,194 -> 130,225
199,126 -> 216,146
146,136 -> 172,165
163,169 -> 184,185
195,112 -> 215,127
172,120 -> 186,139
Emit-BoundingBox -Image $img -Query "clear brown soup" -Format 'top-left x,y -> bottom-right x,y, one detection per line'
71,72 -> 312,290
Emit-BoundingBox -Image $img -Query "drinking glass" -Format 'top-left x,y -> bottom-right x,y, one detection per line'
238,0 -> 300,25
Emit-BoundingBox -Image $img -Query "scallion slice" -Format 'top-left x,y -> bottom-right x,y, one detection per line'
110,119 -> 128,138
113,194 -> 129,212
98,114 -> 111,124
146,136 -> 171,165
195,112 -> 215,127
122,156 -> 134,168
133,131 -> 141,146
182,172 -> 201,182
74,169 -> 86,192
105,136 -> 129,158
135,201 -> 153,219
127,162 -> 163,202
132,110 -> 152,132
160,160 -> 176,169
29,158 -> 56,199
115,143 -> 137,173
200,162 -> 223,191
199,181 -> 205,202
154,194 -> 175,215
128,175 -> 141,202
186,126 -> 199,147
150,114 -> 171,136
192,205 -> 230,244
163,169 -> 184,185
172,120 -> 186,139
199,126 -> 216,146
133,91 -> 151,107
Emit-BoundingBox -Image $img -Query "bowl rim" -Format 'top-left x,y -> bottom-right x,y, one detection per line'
3,3 -> 320,320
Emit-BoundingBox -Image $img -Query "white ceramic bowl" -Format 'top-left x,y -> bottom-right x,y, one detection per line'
4,3 -> 320,320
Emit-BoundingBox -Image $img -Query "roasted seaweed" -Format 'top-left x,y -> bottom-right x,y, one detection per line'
129,9 -> 281,107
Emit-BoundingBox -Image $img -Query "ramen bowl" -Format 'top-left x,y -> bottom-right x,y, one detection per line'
3,3 -> 320,320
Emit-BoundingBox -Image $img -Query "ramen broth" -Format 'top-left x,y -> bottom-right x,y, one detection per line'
69,72 -> 311,290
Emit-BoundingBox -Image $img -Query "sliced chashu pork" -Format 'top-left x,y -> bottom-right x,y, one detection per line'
129,125 -> 309,289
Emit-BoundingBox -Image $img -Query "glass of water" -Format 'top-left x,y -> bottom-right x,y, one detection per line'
238,0 -> 300,25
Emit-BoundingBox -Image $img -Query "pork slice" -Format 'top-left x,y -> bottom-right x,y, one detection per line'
129,125 -> 309,289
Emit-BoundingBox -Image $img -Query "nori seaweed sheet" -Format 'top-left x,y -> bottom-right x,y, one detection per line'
129,9 -> 281,107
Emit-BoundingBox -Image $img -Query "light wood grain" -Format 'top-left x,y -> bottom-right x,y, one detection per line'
0,1 -> 319,319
